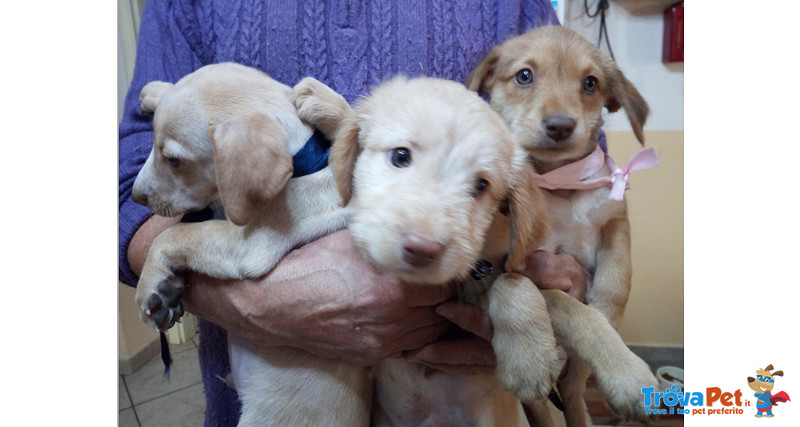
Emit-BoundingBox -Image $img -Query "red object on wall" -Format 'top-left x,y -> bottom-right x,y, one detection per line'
663,1 -> 683,63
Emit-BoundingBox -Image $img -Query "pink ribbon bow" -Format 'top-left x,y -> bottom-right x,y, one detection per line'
605,148 -> 659,200
533,146 -> 659,200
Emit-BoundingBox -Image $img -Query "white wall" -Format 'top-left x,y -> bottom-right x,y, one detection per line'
561,0 -> 684,132
118,0 -> 145,123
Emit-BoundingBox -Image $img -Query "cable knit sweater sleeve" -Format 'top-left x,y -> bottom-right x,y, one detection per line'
118,0 -> 204,286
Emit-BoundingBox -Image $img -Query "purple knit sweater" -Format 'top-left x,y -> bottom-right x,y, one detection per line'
119,1 -> 558,424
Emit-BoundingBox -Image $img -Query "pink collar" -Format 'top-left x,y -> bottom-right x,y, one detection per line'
533,145 -> 659,200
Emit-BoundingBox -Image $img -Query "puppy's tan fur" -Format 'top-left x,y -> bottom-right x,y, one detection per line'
469,25 -> 659,425
131,63 -> 370,426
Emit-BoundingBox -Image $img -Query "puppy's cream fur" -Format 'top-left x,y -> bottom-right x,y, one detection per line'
469,25 -> 659,425
131,63 -> 369,426
297,76 -> 563,426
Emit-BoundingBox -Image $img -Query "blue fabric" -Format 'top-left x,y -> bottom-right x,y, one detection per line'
292,130 -> 331,177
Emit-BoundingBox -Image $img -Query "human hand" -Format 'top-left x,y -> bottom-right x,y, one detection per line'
403,250 -> 586,375
518,250 -> 587,302
404,300 -> 496,375
182,229 -> 454,365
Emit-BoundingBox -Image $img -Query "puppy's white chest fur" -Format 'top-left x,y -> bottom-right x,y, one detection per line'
541,185 -> 625,269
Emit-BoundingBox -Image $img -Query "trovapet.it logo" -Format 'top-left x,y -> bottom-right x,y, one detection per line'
640,363 -> 791,418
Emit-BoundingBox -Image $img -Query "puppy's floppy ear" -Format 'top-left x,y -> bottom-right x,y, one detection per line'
505,166 -> 550,273
139,81 -> 174,113
209,116 -> 293,225
603,63 -> 649,145
467,46 -> 501,94
329,113 -> 361,205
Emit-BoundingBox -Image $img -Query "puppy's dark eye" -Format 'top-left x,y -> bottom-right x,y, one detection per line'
471,178 -> 489,197
514,69 -> 534,86
583,76 -> 598,93
389,147 -> 412,168
166,156 -> 181,168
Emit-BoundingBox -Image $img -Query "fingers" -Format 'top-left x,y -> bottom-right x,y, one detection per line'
403,281 -> 457,307
391,322 -> 451,353
401,306 -> 450,332
413,362 -> 496,376
435,301 -> 493,340
405,336 -> 496,375
522,250 -> 587,296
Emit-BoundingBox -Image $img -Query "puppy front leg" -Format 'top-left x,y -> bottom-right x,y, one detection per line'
135,217 -> 305,331
488,273 -> 559,402
135,220 -> 255,331
558,352 -> 593,427
543,289 -> 658,423
587,216 -> 632,328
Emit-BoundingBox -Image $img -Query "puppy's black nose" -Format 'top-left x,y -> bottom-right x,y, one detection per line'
132,191 -> 148,207
402,234 -> 445,267
544,115 -> 576,142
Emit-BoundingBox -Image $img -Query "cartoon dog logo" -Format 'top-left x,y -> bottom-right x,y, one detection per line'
747,364 -> 791,418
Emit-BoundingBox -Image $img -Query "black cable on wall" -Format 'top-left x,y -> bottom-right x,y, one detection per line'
584,0 -> 615,60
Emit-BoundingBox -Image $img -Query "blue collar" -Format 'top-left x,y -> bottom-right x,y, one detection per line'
292,130 -> 332,177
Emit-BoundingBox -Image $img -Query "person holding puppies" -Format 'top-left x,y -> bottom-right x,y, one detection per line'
119,0 -> 585,424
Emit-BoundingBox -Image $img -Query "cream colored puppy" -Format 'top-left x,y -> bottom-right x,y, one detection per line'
469,26 -> 660,425
131,63 -> 369,426
298,75 -> 562,425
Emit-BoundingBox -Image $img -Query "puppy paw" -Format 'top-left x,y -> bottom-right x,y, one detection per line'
291,77 -> 349,139
139,81 -> 174,114
597,353 -> 660,422
135,275 -> 185,332
495,338 -> 560,402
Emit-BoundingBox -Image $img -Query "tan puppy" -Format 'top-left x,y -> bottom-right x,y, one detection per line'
131,63 -> 370,426
469,25 -> 659,425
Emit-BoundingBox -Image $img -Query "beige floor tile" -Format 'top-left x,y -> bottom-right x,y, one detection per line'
136,382 -> 206,427
169,337 -> 199,355
124,345 -> 203,405
119,407 -> 139,427
120,375 -> 133,410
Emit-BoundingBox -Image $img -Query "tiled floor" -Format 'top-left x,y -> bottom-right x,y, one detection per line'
119,336 -> 205,426
119,337 -> 683,426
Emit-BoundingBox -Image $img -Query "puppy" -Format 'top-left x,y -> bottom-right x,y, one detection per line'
297,75 -> 565,425
131,62 -> 370,426
469,25 -> 660,425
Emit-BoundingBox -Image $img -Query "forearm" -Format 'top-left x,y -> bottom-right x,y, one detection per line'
180,230 -> 452,364
127,215 -> 182,278
181,239 -> 354,348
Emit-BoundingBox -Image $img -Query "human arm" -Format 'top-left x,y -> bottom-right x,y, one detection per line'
128,227 -> 453,365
